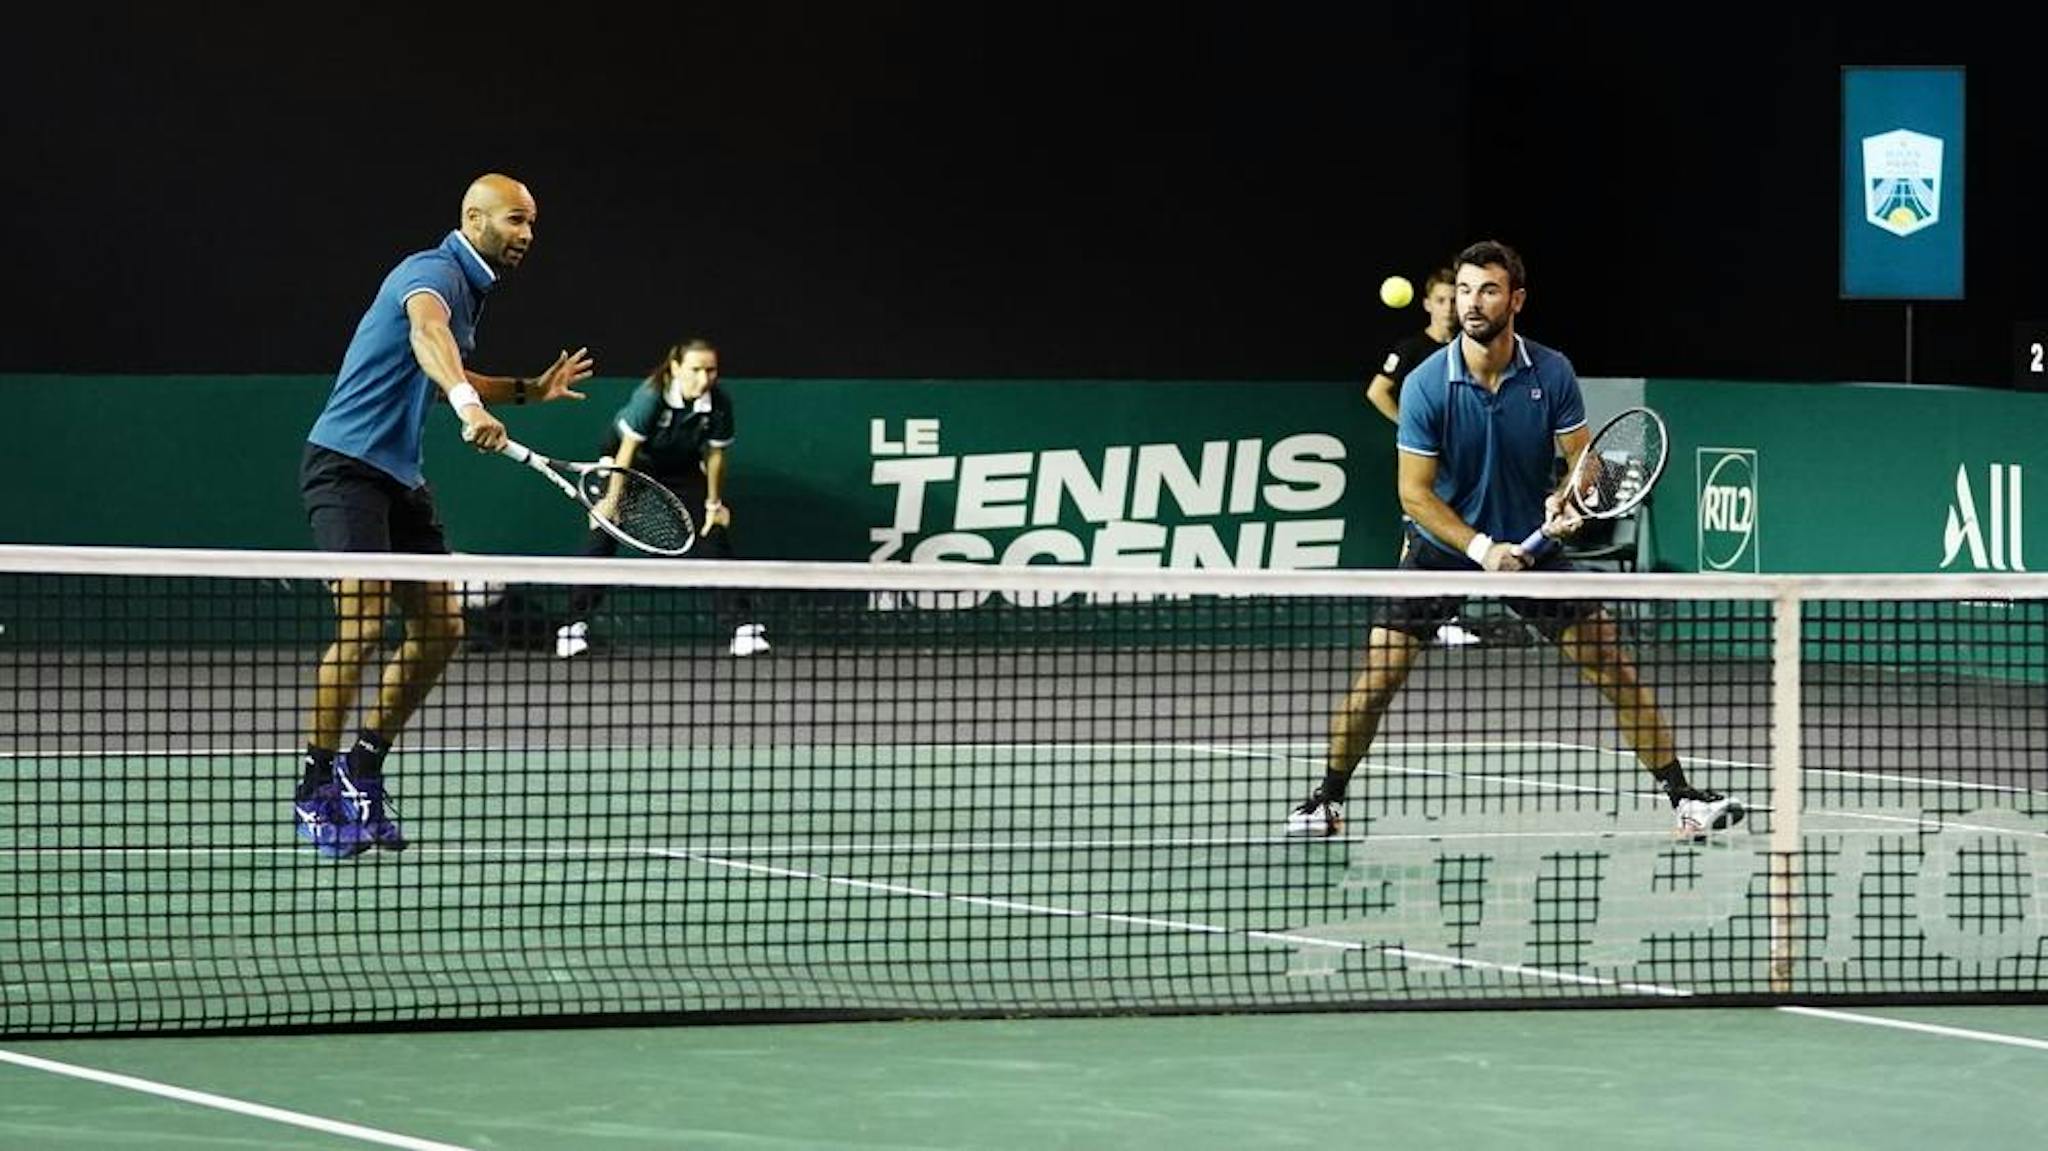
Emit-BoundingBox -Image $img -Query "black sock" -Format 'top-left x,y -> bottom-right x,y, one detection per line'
350,729 -> 392,778
299,746 -> 336,799
1319,770 -> 1351,803
1650,761 -> 1691,806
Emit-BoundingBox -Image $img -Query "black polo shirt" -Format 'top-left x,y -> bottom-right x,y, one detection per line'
1378,329 -> 1451,400
603,384 -> 735,481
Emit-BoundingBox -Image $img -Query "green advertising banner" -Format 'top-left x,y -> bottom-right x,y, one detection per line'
422,377 -> 1404,567
826,380 -> 1393,570
0,375 -> 1404,569
4,373 -> 2039,577
1641,379 -> 2040,574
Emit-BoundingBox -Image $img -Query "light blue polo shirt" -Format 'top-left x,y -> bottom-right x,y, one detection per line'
307,231 -> 498,488
1395,333 -> 1586,553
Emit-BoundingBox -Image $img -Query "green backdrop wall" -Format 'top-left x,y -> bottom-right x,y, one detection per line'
3,374 -> 2041,575
1633,379 -> 2042,574
0,375 -> 1404,568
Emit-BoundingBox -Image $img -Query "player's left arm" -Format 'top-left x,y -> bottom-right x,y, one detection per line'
702,446 -> 732,533
1364,373 -> 1402,424
700,394 -> 737,533
1543,424 -> 1592,538
463,348 -> 596,405
1543,363 -> 1592,538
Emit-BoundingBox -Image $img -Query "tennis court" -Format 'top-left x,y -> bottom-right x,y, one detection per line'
3,551 -> 2044,1145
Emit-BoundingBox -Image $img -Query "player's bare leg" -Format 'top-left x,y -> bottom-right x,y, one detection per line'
1289,626 -> 1425,836
309,578 -> 392,750
1556,611 -> 1676,768
365,580 -> 464,738
333,579 -> 461,853
1558,611 -> 1744,839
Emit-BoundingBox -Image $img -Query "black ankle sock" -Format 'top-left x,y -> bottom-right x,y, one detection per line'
1650,761 -> 1690,807
1319,770 -> 1351,803
299,746 -> 336,799
350,729 -> 392,778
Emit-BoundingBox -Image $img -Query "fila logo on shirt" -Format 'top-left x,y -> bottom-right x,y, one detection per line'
1941,463 -> 2026,572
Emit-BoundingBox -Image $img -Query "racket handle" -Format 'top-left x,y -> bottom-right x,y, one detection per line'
498,439 -> 534,465
1517,527 -> 1562,559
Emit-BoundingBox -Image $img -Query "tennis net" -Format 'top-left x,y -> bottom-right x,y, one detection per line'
1,546 -> 2042,1036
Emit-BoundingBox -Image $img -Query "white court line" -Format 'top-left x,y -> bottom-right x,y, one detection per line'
1799,767 -> 2044,796
652,847 -> 1690,999
0,817 -> 2025,862
1808,810 -> 2048,840
1212,742 -> 2048,800
0,1048 -> 477,1150
3,739 -> 2039,800
1776,1006 -> 2048,1052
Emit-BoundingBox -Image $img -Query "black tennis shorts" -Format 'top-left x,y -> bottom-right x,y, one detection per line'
1379,526 -> 1600,641
300,443 -> 450,555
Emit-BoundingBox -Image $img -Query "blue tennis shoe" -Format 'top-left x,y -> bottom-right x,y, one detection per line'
336,754 -> 409,853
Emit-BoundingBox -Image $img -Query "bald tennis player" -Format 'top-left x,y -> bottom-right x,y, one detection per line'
295,173 -> 594,859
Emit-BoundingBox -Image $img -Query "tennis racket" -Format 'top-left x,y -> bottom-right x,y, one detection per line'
1518,406 -> 1669,558
494,437 -> 697,556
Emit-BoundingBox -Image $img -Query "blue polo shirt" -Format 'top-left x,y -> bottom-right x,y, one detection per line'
307,231 -> 498,487
1396,333 -> 1586,553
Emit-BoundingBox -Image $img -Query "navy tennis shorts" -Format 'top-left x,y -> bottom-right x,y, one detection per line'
300,444 -> 449,555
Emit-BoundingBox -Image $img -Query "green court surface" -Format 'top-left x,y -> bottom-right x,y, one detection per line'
5,739 -> 2042,1032
3,1005 -> 2045,1149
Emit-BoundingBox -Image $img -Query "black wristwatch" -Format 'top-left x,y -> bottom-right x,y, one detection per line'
514,377 -> 530,405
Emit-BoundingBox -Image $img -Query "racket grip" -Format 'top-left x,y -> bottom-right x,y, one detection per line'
1517,528 -> 1562,559
499,440 -> 533,464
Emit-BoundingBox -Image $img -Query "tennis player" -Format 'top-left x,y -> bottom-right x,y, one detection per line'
1287,240 -> 1744,841
554,338 -> 768,659
296,173 -> 593,859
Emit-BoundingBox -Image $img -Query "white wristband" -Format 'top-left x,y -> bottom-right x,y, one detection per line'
448,383 -> 483,412
1464,533 -> 1496,565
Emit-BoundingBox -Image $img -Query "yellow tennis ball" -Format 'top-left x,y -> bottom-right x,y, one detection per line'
1379,275 -> 1414,309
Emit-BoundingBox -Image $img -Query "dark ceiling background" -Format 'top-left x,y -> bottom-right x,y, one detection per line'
4,4 -> 2037,386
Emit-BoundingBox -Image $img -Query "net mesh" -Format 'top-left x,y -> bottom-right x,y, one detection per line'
1,548 -> 2043,1036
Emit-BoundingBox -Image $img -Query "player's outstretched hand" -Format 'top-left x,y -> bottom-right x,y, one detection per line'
536,347 -> 594,402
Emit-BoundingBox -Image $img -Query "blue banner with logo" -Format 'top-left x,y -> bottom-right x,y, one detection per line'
1840,66 -> 1965,299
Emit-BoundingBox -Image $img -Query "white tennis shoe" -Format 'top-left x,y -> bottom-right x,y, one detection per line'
1434,621 -> 1481,647
730,622 -> 770,657
555,620 -> 590,659
1284,791 -> 1344,837
1674,789 -> 1745,841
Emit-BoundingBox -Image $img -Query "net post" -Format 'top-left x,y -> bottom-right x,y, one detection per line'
1768,584 -> 1805,994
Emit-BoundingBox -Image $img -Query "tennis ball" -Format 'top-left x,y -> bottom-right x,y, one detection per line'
1379,275 -> 1414,309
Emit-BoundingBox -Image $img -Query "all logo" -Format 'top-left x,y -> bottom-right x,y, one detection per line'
1941,463 -> 2026,572
1696,448 -> 1758,572
1862,128 -> 1943,238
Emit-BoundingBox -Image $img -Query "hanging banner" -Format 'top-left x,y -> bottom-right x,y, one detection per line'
1840,66 -> 1965,299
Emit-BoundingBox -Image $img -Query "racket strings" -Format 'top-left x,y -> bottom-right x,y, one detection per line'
613,474 -> 696,553
1575,415 -> 1664,516
581,466 -> 696,554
